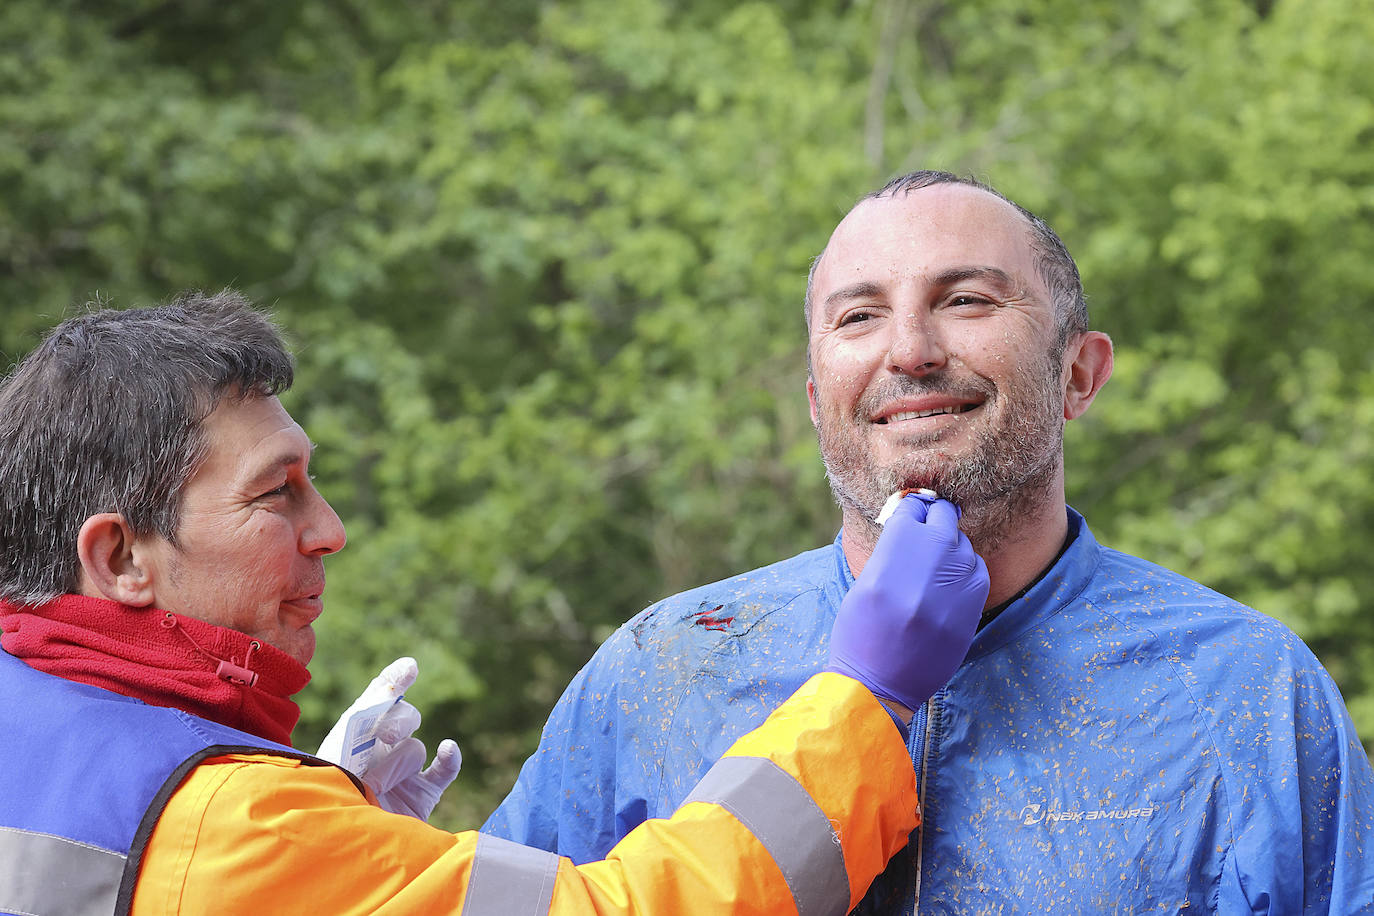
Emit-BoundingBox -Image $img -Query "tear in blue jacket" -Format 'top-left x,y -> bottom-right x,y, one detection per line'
486,509 -> 1374,913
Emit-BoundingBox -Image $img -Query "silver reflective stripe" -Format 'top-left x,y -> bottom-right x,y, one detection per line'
461,833 -> 560,916
681,755 -> 850,916
0,825 -> 126,916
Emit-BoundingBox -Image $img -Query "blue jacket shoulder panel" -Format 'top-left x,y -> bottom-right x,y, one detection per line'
0,649 -> 299,852
0,649 -> 363,916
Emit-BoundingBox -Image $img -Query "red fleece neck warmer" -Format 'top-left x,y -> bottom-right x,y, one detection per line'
0,595 -> 309,746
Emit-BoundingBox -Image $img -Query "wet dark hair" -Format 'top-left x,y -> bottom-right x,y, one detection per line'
0,289 -> 293,604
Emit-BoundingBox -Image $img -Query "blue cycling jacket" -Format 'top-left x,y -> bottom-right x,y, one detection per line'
486,509 -> 1374,914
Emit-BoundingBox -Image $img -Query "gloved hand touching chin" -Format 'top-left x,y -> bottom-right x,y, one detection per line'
825,493 -> 990,722
316,656 -> 462,821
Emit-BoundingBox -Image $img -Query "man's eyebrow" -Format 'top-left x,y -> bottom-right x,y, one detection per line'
931,265 -> 1020,293
822,281 -> 885,310
244,449 -> 310,485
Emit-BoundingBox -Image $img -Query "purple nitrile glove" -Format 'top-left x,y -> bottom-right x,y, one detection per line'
826,494 -> 990,711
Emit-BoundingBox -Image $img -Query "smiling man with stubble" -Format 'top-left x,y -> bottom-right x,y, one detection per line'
488,170 -> 1374,914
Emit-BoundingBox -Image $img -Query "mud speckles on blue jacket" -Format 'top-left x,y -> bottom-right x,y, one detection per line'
486,509 -> 1374,913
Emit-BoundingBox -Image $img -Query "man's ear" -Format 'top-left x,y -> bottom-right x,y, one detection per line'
806,376 -> 820,428
76,514 -> 157,607
1062,331 -> 1114,421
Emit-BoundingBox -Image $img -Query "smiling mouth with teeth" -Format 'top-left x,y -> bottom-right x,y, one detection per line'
876,404 -> 978,423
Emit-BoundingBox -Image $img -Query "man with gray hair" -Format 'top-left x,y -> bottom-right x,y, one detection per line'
488,170 -> 1374,913
0,289 -> 994,914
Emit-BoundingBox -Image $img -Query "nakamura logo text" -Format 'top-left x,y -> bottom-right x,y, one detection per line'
1018,802 -> 1156,827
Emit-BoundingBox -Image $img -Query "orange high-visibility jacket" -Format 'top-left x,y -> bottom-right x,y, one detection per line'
131,673 -> 916,915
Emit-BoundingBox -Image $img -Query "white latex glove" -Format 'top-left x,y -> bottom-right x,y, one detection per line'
316,657 -> 462,821
366,736 -> 463,820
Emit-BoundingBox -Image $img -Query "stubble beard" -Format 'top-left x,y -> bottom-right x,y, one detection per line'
815,357 -> 1066,556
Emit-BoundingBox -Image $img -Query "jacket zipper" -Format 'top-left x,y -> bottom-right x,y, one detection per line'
907,694 -> 937,915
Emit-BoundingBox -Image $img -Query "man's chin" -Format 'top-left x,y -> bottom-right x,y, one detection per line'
874,468 -> 955,508
821,439 -> 971,513
283,630 -> 315,667
833,481 -> 907,526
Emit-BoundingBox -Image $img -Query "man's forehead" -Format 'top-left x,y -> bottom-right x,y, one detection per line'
848,184 -> 1026,240
196,395 -> 311,478
807,184 -> 1044,310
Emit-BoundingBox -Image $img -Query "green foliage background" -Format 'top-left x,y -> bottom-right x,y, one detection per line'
3,0 -> 1371,829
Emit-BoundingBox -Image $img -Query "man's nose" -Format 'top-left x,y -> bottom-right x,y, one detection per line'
887,312 -> 947,376
301,487 -> 347,555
